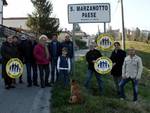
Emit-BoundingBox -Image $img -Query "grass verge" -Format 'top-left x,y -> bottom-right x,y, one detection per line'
51,41 -> 150,113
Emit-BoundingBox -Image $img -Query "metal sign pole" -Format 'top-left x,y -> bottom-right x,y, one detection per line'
103,22 -> 107,56
72,23 -> 75,76
104,22 -> 106,33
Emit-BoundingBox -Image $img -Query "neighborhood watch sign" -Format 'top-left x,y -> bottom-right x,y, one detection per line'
68,3 -> 111,23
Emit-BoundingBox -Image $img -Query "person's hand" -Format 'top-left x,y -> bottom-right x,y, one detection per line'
122,76 -> 126,79
135,77 -> 140,80
113,63 -> 116,67
68,69 -> 70,73
92,60 -> 96,63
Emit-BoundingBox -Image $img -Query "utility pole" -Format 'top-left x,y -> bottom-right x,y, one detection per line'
0,0 -> 3,25
120,0 -> 126,50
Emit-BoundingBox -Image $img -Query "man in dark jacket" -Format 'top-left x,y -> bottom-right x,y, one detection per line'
61,35 -> 74,59
61,35 -> 74,74
1,36 -> 18,89
12,35 -> 23,83
110,42 -> 126,95
84,43 -> 103,95
48,34 -> 61,84
20,36 -> 38,87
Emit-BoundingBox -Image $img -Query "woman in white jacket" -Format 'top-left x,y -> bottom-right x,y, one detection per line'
119,47 -> 143,102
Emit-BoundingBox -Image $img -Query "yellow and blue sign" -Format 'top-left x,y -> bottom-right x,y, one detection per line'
6,58 -> 24,78
94,56 -> 112,74
96,34 -> 114,51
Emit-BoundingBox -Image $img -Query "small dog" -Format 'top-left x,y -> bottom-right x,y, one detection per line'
69,79 -> 82,104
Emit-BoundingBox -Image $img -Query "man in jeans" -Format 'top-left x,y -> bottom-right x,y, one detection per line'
119,47 -> 143,102
20,36 -> 38,87
84,43 -> 103,95
48,34 -> 61,84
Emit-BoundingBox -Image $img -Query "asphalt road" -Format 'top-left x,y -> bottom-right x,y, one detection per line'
0,49 -> 88,113
0,66 -> 51,113
75,49 -> 88,60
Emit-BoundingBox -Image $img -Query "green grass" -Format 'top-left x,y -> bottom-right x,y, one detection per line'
51,41 -> 150,113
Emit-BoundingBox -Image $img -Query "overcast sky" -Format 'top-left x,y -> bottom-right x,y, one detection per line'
3,0 -> 150,35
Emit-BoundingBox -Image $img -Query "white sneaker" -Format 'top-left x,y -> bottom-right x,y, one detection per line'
134,101 -> 137,104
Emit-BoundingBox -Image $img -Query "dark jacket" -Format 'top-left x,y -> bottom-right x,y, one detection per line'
61,41 -> 74,58
20,39 -> 37,63
33,43 -> 50,65
48,40 -> 61,60
86,49 -> 102,71
110,49 -> 126,77
13,41 -> 23,61
1,41 -> 18,64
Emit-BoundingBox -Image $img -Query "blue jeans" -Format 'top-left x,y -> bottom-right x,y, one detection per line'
113,76 -> 122,94
26,63 -> 38,85
84,69 -> 103,95
119,78 -> 138,101
58,70 -> 70,87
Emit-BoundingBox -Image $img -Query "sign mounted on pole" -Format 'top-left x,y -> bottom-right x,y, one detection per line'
68,3 -> 111,23
94,56 -> 112,74
96,34 -> 114,51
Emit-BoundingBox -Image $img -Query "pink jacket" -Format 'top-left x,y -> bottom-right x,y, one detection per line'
33,44 -> 50,64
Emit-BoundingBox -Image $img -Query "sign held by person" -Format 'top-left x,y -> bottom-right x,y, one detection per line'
94,56 -> 112,74
6,58 -> 23,78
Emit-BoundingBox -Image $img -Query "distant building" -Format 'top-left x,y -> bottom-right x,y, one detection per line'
74,31 -> 90,46
3,17 -> 29,30
58,30 -> 72,42
3,17 -> 59,31
142,30 -> 150,37
112,29 -> 120,40
58,30 -> 90,47
142,30 -> 150,39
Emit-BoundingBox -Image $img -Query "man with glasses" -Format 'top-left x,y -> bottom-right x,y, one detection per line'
110,42 -> 126,95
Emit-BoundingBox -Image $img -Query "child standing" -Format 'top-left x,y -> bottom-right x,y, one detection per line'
57,47 -> 71,87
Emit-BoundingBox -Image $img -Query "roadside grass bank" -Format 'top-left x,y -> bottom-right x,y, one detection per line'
51,41 -> 150,113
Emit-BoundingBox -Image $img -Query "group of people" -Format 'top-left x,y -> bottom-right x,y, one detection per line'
84,42 -> 143,102
0,33 -> 143,102
0,34 -> 73,89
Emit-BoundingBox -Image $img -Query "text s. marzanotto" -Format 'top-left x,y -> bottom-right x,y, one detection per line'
70,5 -> 109,18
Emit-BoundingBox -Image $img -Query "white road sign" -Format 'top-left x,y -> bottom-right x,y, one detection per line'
68,3 -> 111,23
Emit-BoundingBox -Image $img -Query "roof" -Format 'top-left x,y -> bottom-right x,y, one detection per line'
3,17 -> 59,20
3,17 -> 28,20
3,0 -> 8,5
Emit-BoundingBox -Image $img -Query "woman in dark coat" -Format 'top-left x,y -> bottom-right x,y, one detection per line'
1,36 -> 18,89
110,42 -> 126,95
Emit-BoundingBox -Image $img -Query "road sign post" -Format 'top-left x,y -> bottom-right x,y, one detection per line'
68,3 -> 111,75
68,3 -> 111,23
72,23 -> 76,76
